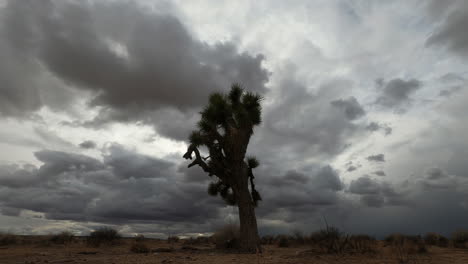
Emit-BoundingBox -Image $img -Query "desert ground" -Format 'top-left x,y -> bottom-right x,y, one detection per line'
1,235 -> 468,264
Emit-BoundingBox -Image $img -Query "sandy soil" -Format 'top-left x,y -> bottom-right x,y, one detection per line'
1,238 -> 468,264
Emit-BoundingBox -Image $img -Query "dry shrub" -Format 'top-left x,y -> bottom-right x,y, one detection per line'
310,226 -> 349,254
134,234 -> 145,242
424,232 -> 448,247
0,232 -> 17,246
277,235 -> 291,248
87,227 -> 121,247
260,235 -> 275,245
293,230 -> 306,245
183,236 -> 211,245
348,234 -> 377,254
50,231 -> 75,245
130,242 -> 150,253
386,233 -> 428,263
452,229 -> 468,248
212,224 -> 240,250
167,235 -> 180,244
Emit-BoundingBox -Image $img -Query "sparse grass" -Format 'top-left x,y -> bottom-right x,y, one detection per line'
87,227 -> 121,247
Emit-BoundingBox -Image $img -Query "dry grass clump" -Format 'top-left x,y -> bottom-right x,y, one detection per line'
211,224 -> 240,250
0,232 -> 17,246
87,227 -> 121,247
452,229 -> 468,248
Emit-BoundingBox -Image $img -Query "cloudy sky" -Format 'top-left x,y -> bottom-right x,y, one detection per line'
1,0 -> 468,238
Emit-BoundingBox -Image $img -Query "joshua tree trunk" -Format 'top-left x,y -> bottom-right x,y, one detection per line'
235,182 -> 261,253
232,163 -> 261,253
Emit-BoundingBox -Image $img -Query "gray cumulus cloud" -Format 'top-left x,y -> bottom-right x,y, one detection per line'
367,154 -> 385,162
375,78 -> 422,109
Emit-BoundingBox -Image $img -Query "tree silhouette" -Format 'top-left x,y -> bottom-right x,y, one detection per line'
183,84 -> 263,252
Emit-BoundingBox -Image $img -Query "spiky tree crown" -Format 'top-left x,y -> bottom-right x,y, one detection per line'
183,84 -> 263,206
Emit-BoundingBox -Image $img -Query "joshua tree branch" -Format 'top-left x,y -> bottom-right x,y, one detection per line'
183,144 -> 212,174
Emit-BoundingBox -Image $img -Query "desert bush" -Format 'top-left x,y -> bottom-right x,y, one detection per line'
0,232 -> 17,246
293,230 -> 306,245
50,231 -> 75,245
167,235 -> 180,244
134,234 -> 145,242
87,227 -> 121,247
310,226 -> 350,254
260,235 -> 275,245
277,235 -> 291,248
130,242 -> 150,253
348,234 -> 377,254
424,232 -> 448,247
183,236 -> 211,245
452,229 -> 468,248
387,233 -> 428,263
212,224 -> 240,250
438,235 -> 449,247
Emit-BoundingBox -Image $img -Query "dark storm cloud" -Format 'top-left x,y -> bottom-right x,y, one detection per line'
374,170 -> 386,177
366,122 -> 392,135
0,0 -> 268,140
0,0 -> 80,117
425,167 -> 447,180
255,165 -> 345,224
0,206 -> 21,217
0,145 -> 221,224
79,140 -> 97,149
426,1 -> 468,57
0,164 -> 39,188
283,170 -> 309,184
257,77 -> 370,160
103,144 -> 174,179
330,97 -> 366,120
347,165 -> 358,172
375,78 -> 422,109
367,154 -> 385,162
348,176 -> 405,208
349,176 -> 381,195
360,194 -> 384,208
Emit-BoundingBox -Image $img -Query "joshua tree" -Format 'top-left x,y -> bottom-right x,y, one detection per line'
183,84 -> 263,253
